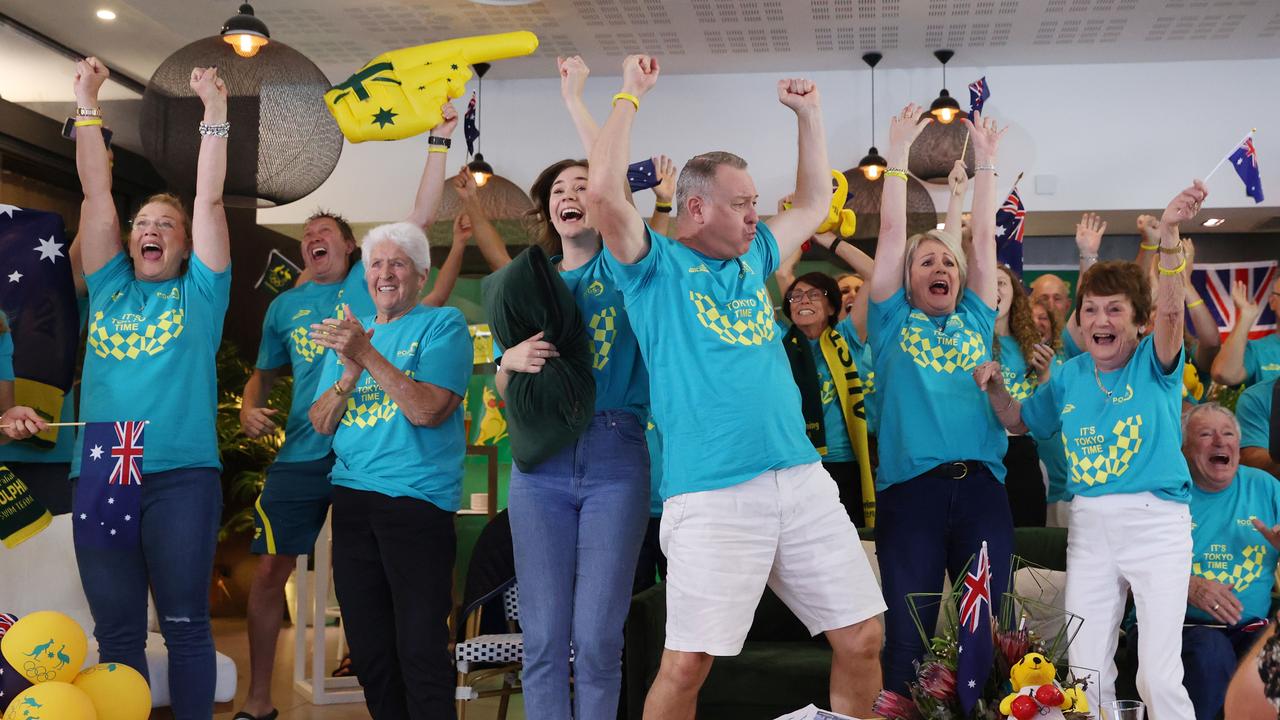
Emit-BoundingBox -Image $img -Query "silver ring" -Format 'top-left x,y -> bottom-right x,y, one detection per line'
1213,603 -> 1220,610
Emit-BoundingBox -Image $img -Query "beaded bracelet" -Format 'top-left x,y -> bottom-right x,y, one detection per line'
76,106 -> 101,118
198,121 -> 230,138
975,164 -> 996,172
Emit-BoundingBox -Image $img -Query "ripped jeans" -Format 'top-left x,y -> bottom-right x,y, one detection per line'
75,467 -> 222,720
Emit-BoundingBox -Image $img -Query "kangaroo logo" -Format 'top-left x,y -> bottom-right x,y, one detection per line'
24,639 -> 53,658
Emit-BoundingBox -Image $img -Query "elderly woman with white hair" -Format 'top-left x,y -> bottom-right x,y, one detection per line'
308,221 -> 473,720
866,104 -> 1011,695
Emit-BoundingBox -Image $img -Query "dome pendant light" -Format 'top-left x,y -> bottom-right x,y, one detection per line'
221,2 -> 270,58
928,49 -> 963,124
856,52 -> 888,181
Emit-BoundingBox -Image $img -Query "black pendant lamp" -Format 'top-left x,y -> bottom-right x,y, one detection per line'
466,62 -> 495,186
221,2 -> 270,58
856,52 -> 888,181
928,49 -> 963,124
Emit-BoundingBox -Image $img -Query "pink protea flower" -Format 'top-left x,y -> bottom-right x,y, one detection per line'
873,690 -> 924,720
918,661 -> 958,701
997,629 -> 1031,666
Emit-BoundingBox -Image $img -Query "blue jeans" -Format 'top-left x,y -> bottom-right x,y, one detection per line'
1181,623 -> 1262,719
876,465 -> 1014,694
74,467 -> 222,720
509,410 -> 650,720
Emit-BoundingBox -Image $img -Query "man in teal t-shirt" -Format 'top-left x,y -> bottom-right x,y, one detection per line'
1236,377 -> 1278,477
588,62 -> 884,718
1211,277 -> 1280,387
1179,403 -> 1280,718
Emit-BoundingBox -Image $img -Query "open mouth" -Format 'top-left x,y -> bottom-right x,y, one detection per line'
310,246 -> 329,260
929,280 -> 950,296
559,208 -> 584,222
795,307 -> 817,316
141,242 -> 163,261
1209,453 -> 1231,466
377,284 -> 398,294
1092,333 -> 1116,346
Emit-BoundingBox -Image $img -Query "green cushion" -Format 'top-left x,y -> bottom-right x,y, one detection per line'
699,642 -> 832,709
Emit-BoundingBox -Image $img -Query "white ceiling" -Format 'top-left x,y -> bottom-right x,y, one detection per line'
3,0 -> 1280,88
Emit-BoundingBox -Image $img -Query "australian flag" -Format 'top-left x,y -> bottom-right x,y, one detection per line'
969,76 -> 991,115
995,187 -> 1026,275
956,541 -> 995,714
0,205 -> 78,448
73,421 -> 144,549
627,158 -> 660,192
463,91 -> 480,157
1190,261 -> 1278,340
1229,137 -> 1264,203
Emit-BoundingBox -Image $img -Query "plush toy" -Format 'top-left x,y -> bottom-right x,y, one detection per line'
998,653 -> 1090,720
817,170 -> 857,238
326,31 -> 540,142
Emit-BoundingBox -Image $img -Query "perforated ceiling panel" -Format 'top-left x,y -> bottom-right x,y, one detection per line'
7,0 -> 1280,83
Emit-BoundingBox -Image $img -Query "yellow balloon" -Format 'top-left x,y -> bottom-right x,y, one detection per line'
1,681 -> 96,720
327,31 -> 540,143
0,611 -> 87,685
73,663 -> 150,720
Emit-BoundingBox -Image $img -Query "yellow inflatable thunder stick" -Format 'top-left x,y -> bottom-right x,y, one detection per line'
781,170 -> 857,238
325,31 -> 539,143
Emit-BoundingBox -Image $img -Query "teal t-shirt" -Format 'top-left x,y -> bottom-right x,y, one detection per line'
334,259 -> 376,319
1236,377 -> 1275,451
73,253 -> 231,477
602,225 -> 818,499
647,419 -> 663,517
1061,325 -> 1084,359
867,288 -> 1005,490
1187,465 -> 1280,624
1040,350 -> 1072,503
807,336 -> 854,462
1244,333 -> 1280,386
0,328 -> 12,381
837,317 -> 879,434
554,250 -> 649,417
314,305 -> 472,511
1022,335 -> 1190,503
998,335 -> 1038,402
0,299 -> 89,465
256,280 -> 345,463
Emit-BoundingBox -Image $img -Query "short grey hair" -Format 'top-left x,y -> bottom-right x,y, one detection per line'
904,228 -> 968,304
1181,402 -> 1240,441
361,222 -> 431,274
674,151 -> 748,212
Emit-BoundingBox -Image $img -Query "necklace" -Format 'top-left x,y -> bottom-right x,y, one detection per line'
931,314 -> 950,334
1092,364 -> 1114,398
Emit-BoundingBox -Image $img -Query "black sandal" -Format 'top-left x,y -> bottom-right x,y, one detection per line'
232,711 -> 278,720
332,654 -> 355,678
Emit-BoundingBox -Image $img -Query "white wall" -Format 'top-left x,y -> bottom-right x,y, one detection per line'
258,56 -> 1277,226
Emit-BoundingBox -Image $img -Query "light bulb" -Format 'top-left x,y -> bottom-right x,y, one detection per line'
935,107 -> 956,124
473,172 -> 491,187
223,32 -> 268,58
862,165 -> 883,181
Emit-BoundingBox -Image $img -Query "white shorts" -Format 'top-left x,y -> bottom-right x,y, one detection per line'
659,462 -> 886,656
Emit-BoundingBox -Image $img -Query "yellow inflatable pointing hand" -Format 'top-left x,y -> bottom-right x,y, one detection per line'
326,31 -> 539,143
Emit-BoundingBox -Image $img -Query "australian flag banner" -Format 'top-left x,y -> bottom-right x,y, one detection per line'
0,466 -> 51,548
995,187 -> 1026,276
627,158 -> 660,192
956,541 -> 995,714
255,248 -> 301,296
1190,260 -> 1278,340
73,421 -> 145,549
0,205 -> 78,448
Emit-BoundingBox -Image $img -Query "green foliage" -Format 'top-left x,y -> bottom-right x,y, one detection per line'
216,340 -> 292,542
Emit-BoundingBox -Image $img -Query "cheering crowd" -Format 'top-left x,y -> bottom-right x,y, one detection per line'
0,52 -> 1278,720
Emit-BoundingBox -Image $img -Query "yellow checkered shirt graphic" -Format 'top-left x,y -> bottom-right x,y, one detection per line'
1194,544 -> 1267,592
589,307 -> 618,370
290,325 -> 323,363
1067,415 -> 1143,487
88,309 -> 186,360
689,288 -> 776,346
898,324 -> 986,374
342,390 -> 400,429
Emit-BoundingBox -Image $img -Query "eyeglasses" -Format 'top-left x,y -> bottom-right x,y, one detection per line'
786,289 -> 828,303
132,219 -> 177,232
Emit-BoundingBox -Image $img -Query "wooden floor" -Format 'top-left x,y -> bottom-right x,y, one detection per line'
188,618 -> 526,720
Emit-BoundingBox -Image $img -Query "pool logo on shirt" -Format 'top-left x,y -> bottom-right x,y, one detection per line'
1194,543 -> 1267,592
289,325 -> 322,363
1066,415 -> 1143,486
898,313 -> 986,374
586,280 -> 605,297
588,307 -> 618,370
689,288 -> 776,346
88,309 -> 186,360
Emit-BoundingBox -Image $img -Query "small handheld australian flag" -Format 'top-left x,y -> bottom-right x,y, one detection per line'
627,159 -> 660,192
73,421 -> 145,549
956,541 -> 995,713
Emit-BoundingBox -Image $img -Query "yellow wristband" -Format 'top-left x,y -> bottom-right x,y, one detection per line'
884,170 -> 908,181
74,118 -> 103,127
654,201 -> 672,209
1186,298 -> 1205,309
1139,242 -> 1159,251
428,145 -> 449,154
612,92 -> 640,111
1158,257 -> 1187,276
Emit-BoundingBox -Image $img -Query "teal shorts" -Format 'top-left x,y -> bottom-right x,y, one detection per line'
251,454 -> 335,556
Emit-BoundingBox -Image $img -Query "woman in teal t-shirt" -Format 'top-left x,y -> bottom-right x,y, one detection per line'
70,60 -> 232,719
993,265 -> 1055,527
976,181 -> 1210,720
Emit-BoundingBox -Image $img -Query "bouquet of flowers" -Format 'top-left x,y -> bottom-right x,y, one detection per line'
873,555 -> 1094,720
